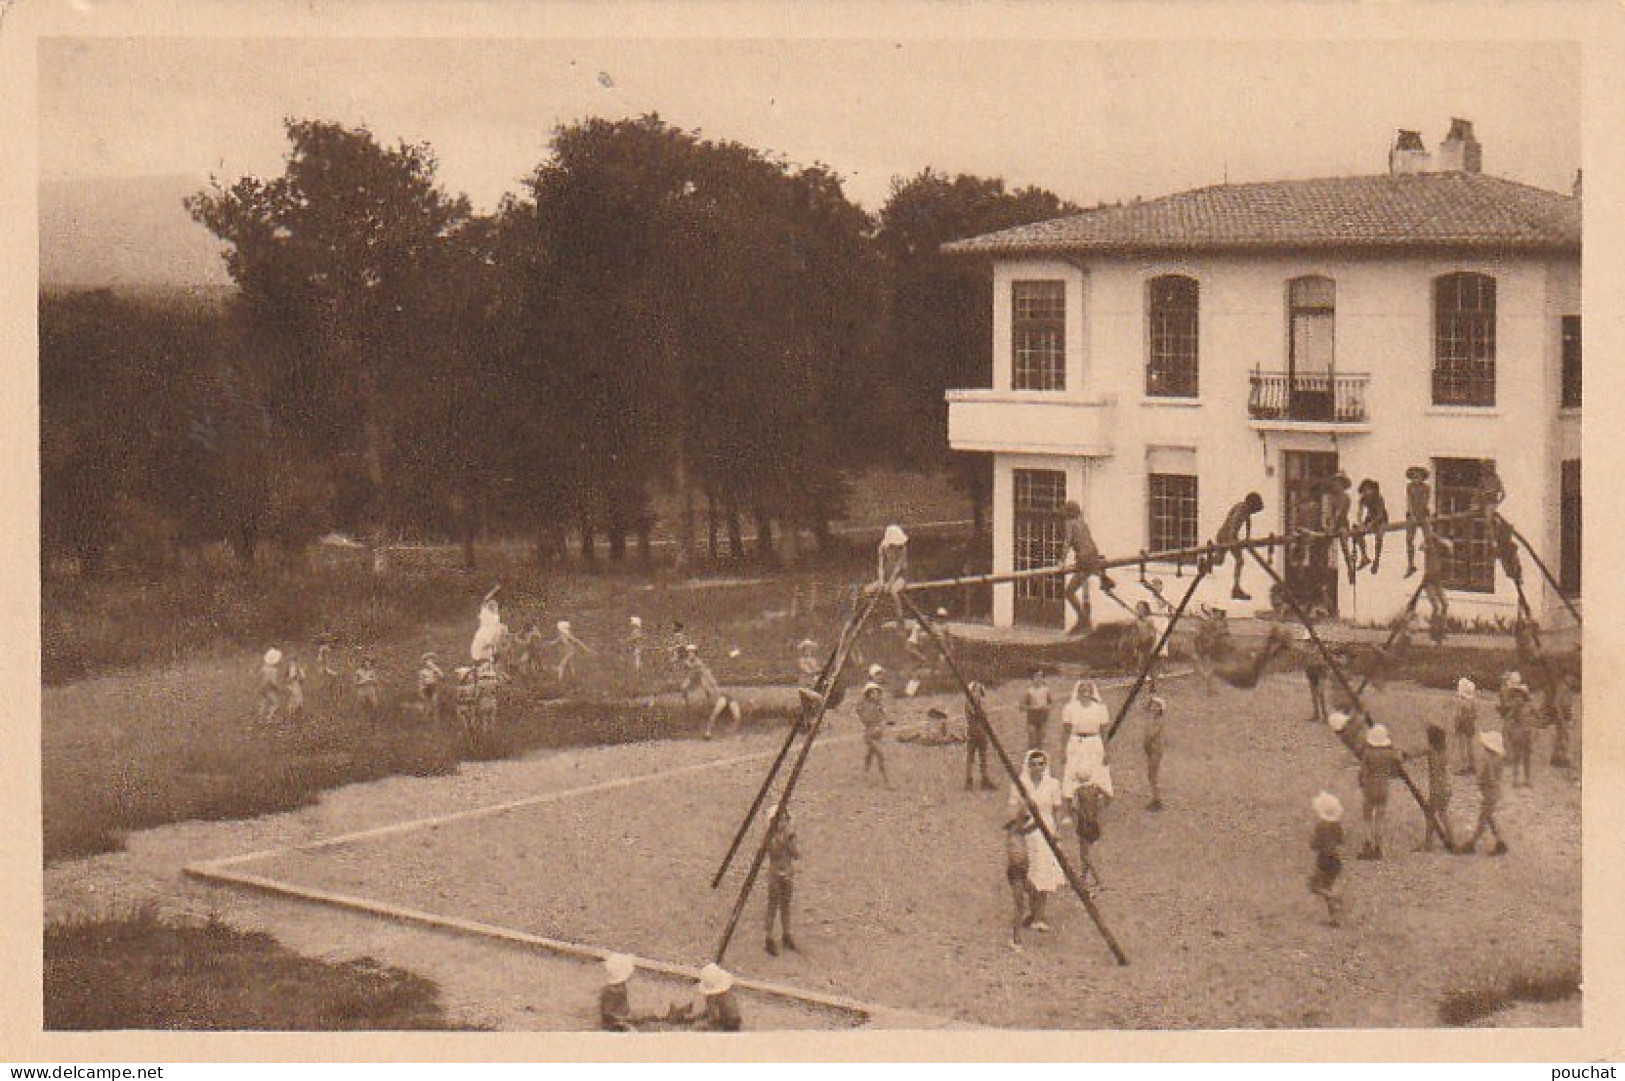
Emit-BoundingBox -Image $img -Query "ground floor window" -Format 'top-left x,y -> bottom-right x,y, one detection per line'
1013,468 -> 1067,626
1432,457 -> 1496,594
1147,473 -> 1198,555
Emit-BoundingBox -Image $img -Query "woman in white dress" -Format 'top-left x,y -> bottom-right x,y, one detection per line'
1061,680 -> 1114,799
1008,749 -> 1068,932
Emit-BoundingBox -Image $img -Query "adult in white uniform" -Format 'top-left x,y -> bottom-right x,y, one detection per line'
1061,680 -> 1114,798
1008,749 -> 1068,932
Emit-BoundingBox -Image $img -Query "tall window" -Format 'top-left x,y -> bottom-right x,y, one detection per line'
1433,457 -> 1496,593
1433,273 -> 1496,406
1013,468 -> 1068,614
1147,275 -> 1199,398
1562,315 -> 1581,409
1012,280 -> 1066,391
1148,473 -> 1198,554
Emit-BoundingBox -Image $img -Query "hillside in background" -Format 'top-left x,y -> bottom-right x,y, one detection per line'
40,175 -> 236,299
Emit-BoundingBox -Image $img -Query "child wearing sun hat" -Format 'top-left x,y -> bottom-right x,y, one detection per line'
858,681 -> 891,787
1357,724 -> 1404,859
1458,730 -> 1509,856
1309,791 -> 1346,927
258,647 -> 285,724
1452,677 -> 1480,775
598,953 -> 641,1032
1500,671 -> 1536,788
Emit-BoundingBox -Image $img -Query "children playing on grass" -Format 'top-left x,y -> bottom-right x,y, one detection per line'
1211,492 -> 1264,601
518,621 -> 545,678
1308,791 -> 1346,927
354,656 -> 381,719
626,616 -> 646,674
284,652 -> 307,723
1404,723 -> 1452,852
1142,694 -> 1167,811
546,620 -> 592,683
762,804 -> 799,957
964,680 -> 995,791
678,645 -> 740,740
1357,724 -> 1403,859
1021,669 -> 1053,753
258,648 -> 284,724
857,681 -> 891,787
417,652 -> 443,716
1457,730 -> 1509,856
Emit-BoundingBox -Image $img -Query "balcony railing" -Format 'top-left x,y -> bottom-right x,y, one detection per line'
1248,370 -> 1370,424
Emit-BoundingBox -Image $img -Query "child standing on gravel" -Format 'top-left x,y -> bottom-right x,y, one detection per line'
1021,669 -> 1053,753
1500,672 -> 1536,787
858,681 -> 892,787
1003,812 -> 1032,951
1308,791 -> 1346,927
1404,723 -> 1452,852
1458,731 -> 1509,856
964,680 -> 995,791
1453,678 -> 1480,775
1143,694 -> 1167,811
1357,725 -> 1404,859
762,804 -> 799,957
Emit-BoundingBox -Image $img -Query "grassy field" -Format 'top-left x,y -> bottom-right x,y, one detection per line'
242,673 -> 1580,1030
45,906 -> 471,1030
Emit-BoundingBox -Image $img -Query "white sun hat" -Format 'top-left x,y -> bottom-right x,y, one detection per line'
935,607 -> 949,618
629,615 -> 642,627
1148,695 -> 1167,712
863,682 -> 884,696
1457,677 -> 1477,700
1327,711 -> 1350,734
699,964 -> 734,995
869,664 -> 885,679
1479,730 -> 1505,756
882,525 -> 909,547
264,648 -> 283,666
798,639 -> 818,652
603,953 -> 635,985
1312,791 -> 1344,823
557,620 -> 571,632
1366,724 -> 1392,748
1503,671 -> 1529,693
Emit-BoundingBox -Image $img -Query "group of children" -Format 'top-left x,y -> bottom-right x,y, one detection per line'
598,955 -> 743,1032
1304,663 -> 1563,926
255,644 -> 374,724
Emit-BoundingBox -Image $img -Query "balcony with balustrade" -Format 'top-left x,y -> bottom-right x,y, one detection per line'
1247,370 -> 1371,431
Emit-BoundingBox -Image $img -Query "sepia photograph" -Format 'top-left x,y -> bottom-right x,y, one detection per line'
9,0 -> 1623,1060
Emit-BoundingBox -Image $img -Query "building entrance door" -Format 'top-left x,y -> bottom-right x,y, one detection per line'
1012,468 -> 1068,628
1560,458 -> 1580,597
1281,450 -> 1340,616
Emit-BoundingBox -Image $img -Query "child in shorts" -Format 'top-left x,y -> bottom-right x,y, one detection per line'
1020,669 -> 1053,753
1309,791 -> 1346,927
858,682 -> 891,787
1003,814 -> 1032,950
1453,677 -> 1480,775
1143,694 -> 1167,811
964,681 -> 994,791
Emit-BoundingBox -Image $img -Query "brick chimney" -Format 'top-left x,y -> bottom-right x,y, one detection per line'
1436,118 -> 1483,173
1389,129 -> 1431,175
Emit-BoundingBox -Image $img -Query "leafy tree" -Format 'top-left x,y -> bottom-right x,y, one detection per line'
187,120 -> 472,534
876,170 -> 1078,530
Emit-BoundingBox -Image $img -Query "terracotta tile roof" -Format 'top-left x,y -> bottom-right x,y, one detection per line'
943,173 -> 1580,256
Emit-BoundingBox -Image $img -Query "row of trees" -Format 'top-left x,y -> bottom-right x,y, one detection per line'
42,115 -> 1078,574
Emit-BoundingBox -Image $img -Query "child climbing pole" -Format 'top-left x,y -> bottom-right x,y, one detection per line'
1354,478 -> 1389,576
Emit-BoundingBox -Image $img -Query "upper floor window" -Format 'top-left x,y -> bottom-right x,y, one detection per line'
1433,272 -> 1496,406
1561,315 -> 1581,409
1012,280 -> 1066,391
1147,275 -> 1199,398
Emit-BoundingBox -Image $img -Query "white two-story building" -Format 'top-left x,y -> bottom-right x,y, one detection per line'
944,121 -> 1580,631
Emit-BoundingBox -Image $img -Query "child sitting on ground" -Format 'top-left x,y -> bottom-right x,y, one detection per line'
1309,791 -> 1346,927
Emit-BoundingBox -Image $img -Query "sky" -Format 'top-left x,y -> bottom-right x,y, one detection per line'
40,37 -> 1580,214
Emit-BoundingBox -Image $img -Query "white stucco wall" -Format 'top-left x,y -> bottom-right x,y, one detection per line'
962,249 -> 1580,628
